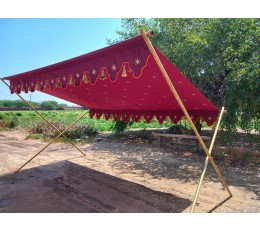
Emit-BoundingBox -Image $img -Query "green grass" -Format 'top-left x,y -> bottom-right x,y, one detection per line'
0,110 -> 175,132
26,133 -> 44,139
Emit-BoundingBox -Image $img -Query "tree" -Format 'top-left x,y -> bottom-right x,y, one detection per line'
0,100 -> 40,108
56,103 -> 68,110
110,18 -> 260,131
40,101 -> 59,110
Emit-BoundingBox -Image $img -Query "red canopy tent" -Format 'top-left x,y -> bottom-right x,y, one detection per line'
4,32 -> 218,126
1,30 -> 232,212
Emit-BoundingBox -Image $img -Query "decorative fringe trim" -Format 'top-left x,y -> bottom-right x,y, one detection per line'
68,76 -> 75,85
122,64 -> 127,77
56,79 -> 62,88
82,73 -> 89,83
100,70 -> 107,80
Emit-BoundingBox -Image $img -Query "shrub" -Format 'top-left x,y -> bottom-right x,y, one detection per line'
7,116 -> 19,128
111,120 -> 134,134
29,121 -> 98,140
64,124 -> 98,139
26,134 -> 43,139
29,121 -> 65,137
0,120 -> 7,129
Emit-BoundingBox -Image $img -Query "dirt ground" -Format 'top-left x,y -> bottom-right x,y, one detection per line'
0,129 -> 259,213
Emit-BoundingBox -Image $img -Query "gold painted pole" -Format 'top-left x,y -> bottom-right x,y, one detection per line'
190,107 -> 226,213
140,29 -> 232,197
1,78 -> 87,157
15,111 -> 88,172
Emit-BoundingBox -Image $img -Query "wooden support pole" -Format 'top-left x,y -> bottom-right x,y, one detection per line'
15,111 -> 88,173
146,31 -> 153,38
140,29 -> 232,197
0,78 -> 87,157
190,107 -> 226,213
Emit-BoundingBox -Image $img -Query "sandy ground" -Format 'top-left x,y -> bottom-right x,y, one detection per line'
0,129 -> 259,213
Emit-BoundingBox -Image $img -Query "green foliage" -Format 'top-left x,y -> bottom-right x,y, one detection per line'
40,101 -> 58,110
0,100 -> 40,108
0,100 -> 68,111
39,101 -> 68,110
0,114 -> 4,120
0,110 -> 200,133
111,18 -> 260,131
58,103 -> 67,107
26,134 -> 43,140
7,115 -> 19,128
111,120 -> 134,134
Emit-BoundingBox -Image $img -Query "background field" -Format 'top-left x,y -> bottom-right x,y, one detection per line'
0,110 -> 175,131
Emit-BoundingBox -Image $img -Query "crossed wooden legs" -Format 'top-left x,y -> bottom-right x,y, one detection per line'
1,78 -> 87,173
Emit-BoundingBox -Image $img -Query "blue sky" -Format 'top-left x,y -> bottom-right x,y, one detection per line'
0,18 -> 122,106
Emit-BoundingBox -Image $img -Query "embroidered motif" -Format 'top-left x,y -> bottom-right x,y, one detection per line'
111,64 -> 117,71
82,73 -> 89,83
100,70 -> 107,80
122,65 -> 127,77
56,80 -> 62,88
44,82 -> 50,88
135,58 -> 141,65
68,76 -> 75,85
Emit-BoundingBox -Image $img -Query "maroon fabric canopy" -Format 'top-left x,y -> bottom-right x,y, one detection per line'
3,35 -> 219,126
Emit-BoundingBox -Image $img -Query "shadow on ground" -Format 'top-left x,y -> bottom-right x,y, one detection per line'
91,131 -> 260,198
0,160 -> 191,213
